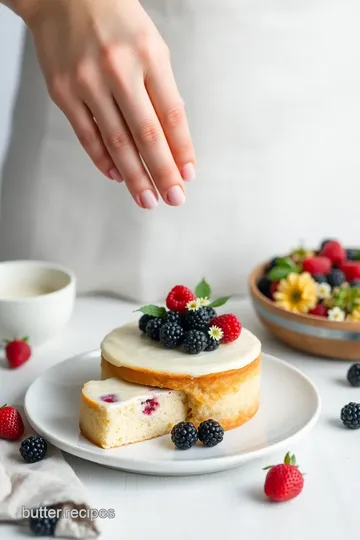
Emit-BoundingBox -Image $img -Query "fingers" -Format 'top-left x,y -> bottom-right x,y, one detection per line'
85,92 -> 159,209
145,64 -> 196,182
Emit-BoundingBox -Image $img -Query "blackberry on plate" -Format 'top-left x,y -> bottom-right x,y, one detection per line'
145,317 -> 164,341
327,269 -> 345,288
205,336 -> 220,352
184,307 -> 211,331
204,306 -> 217,320
347,364 -> 360,387
29,506 -> 59,537
20,436 -> 47,463
171,421 -> 198,450
257,276 -> 272,298
350,280 -> 360,288
139,314 -> 154,333
159,322 -> 184,349
198,419 -> 224,447
346,249 -> 360,261
313,273 -> 328,284
164,310 -> 183,326
183,330 -> 208,354
340,402 -> 360,429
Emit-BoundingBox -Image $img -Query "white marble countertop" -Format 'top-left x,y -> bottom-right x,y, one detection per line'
0,295 -> 358,540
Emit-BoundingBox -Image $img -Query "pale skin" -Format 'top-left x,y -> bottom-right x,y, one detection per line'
2,0 -> 196,209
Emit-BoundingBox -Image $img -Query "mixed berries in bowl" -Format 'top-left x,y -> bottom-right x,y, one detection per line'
137,279 -> 242,355
249,239 -> 360,360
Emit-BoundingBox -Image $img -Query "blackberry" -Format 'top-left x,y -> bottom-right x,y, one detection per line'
198,419 -> 224,447
327,269 -> 346,288
183,330 -> 208,354
341,402 -> 360,429
184,307 -> 211,331
257,276 -> 272,298
347,363 -> 360,387
346,249 -> 360,261
205,336 -> 220,352
139,314 -> 154,333
203,306 -> 217,320
164,310 -> 183,326
171,421 -> 198,450
145,317 -> 164,341
266,257 -> 280,272
350,280 -> 360,288
20,436 -> 47,463
159,322 -> 184,349
29,506 -> 59,537
313,273 -> 328,284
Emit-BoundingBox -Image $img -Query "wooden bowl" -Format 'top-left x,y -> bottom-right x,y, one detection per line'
249,263 -> 360,360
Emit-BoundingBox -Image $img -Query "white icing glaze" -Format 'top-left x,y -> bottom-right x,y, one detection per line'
101,322 -> 261,377
83,378 -> 173,410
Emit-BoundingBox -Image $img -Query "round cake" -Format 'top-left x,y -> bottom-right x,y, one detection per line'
100,321 -> 261,430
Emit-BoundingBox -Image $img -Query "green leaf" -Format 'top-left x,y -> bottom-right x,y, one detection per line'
262,465 -> 273,470
276,257 -> 296,269
134,305 -> 166,318
195,278 -> 211,299
267,264 -> 301,281
208,296 -> 231,308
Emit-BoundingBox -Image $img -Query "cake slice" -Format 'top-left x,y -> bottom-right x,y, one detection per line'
79,378 -> 187,449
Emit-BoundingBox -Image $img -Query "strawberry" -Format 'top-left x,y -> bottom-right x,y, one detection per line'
4,337 -> 31,369
0,404 -> 25,440
309,303 -> 328,317
166,285 -> 196,312
264,452 -> 304,502
210,314 -> 242,343
302,256 -> 331,276
340,261 -> 360,282
320,240 -> 346,267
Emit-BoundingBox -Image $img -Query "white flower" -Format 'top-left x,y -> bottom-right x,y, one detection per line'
186,298 -> 201,311
198,297 -> 210,306
328,306 -> 345,322
208,325 -> 224,341
317,282 -> 331,300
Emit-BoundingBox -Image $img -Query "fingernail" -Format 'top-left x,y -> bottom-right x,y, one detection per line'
139,189 -> 158,210
109,168 -> 123,183
167,185 -> 185,206
181,163 -> 196,181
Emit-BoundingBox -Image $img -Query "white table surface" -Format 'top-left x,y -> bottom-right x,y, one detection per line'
0,295 -> 358,540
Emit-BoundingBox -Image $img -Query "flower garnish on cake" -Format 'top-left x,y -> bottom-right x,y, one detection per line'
135,279 -> 242,354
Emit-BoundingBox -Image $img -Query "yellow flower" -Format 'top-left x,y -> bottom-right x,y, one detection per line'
346,306 -> 360,322
274,272 -> 318,314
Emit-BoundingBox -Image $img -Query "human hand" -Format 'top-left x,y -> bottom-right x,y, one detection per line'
23,0 -> 195,208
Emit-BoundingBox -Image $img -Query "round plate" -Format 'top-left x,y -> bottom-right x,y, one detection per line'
24,351 -> 321,476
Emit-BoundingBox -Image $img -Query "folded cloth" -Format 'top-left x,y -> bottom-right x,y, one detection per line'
0,408 -> 101,538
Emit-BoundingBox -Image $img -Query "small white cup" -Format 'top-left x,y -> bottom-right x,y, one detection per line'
0,260 -> 76,346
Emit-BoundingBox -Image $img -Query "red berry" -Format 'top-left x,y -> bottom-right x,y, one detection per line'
210,314 -> 242,344
320,240 -> 346,266
0,404 -> 25,440
302,256 -> 331,275
309,303 -> 328,317
166,285 -> 195,312
269,281 -> 279,299
5,338 -> 31,369
264,453 -> 304,502
340,261 -> 360,282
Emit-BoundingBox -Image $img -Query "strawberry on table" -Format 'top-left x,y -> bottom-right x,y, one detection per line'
320,240 -> 346,266
4,337 -> 32,369
264,452 -> 304,502
0,404 -> 24,440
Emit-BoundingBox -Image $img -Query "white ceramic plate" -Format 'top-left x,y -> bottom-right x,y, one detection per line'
24,351 -> 321,476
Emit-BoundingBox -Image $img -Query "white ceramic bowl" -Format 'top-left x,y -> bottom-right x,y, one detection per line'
0,260 -> 76,346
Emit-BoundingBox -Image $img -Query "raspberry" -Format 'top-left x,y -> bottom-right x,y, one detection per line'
159,323 -> 184,349
308,303 -> 328,317
166,285 -> 195,312
320,240 -> 346,266
209,314 -> 241,344
184,307 -> 211,331
269,281 -> 279,299
302,256 -> 331,275
340,261 -> 360,282
320,238 -> 336,250
183,330 -> 208,354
